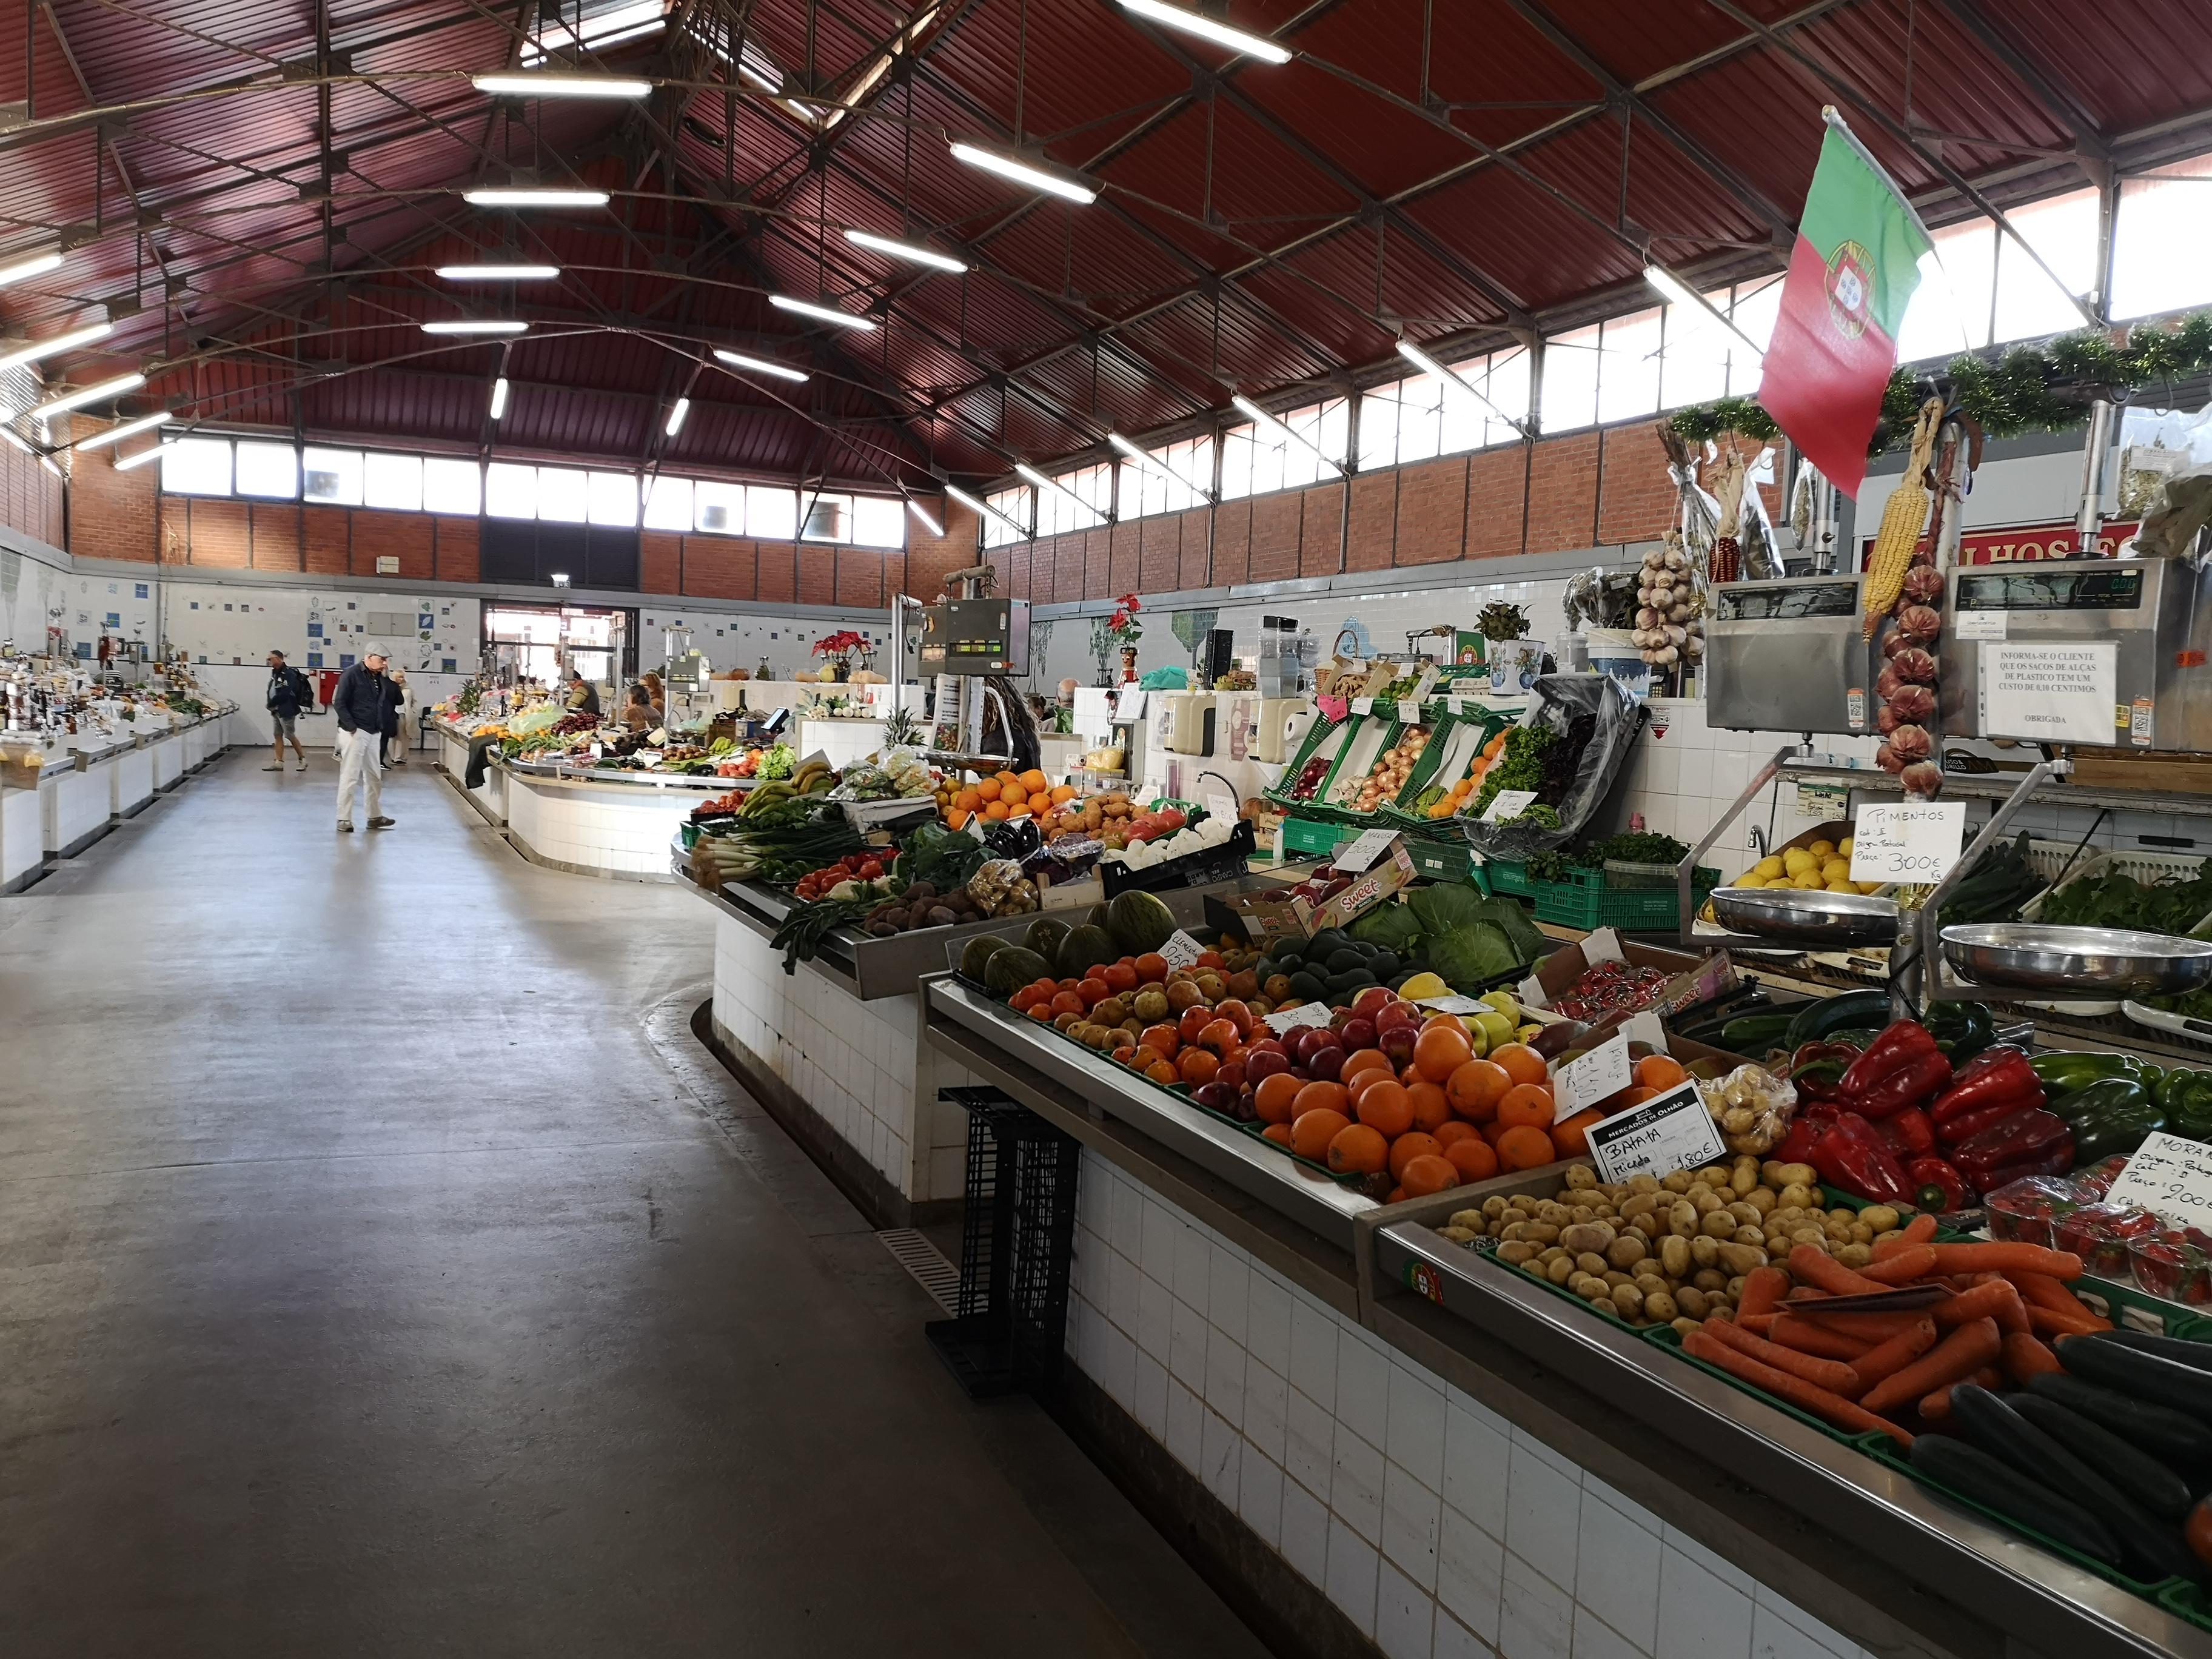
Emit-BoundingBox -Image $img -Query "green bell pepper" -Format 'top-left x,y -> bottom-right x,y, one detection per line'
2029,1052 -> 2151,1096
1923,1000 -> 1996,1067
2045,1076 -> 2165,1162
2158,1068 -> 2212,1142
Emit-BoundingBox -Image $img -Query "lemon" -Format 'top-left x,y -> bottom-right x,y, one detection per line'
1821,857 -> 1852,883
1734,873 -> 1766,889
1794,871 -> 1827,890
1783,848 -> 1816,876
1754,855 -> 1785,880
1839,836 -> 1855,857
1855,880 -> 1883,896
1825,878 -> 1857,893
1399,971 -> 1449,1001
1809,839 -> 1836,858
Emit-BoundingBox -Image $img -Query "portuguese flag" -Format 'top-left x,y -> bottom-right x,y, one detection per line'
1758,111 -> 1932,500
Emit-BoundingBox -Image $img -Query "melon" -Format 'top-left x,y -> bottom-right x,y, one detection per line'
1107,890 -> 1176,956
984,945 -> 1053,998
1024,916 -> 1072,962
1056,924 -> 1118,980
958,933 -> 1008,984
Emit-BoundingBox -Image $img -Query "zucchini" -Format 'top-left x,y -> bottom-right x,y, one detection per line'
1783,988 -> 1892,1049
1908,1433 -> 2125,1567
1948,1385 -> 2201,1584
1718,1012 -> 1798,1053
2025,1371 -> 2212,1464
2056,1333 -> 2212,1419
2092,1329 -> 2212,1374
2011,1393 -> 2195,1522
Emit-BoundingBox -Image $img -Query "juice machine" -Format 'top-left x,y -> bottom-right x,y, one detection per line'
1704,574 -> 1882,736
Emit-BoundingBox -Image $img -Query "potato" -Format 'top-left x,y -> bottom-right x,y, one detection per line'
1692,1190 -> 1724,1216
1620,1193 -> 1659,1221
1610,1283 -> 1645,1320
1848,1221 -> 1874,1246
1547,1255 -> 1577,1285
1837,1242 -> 1873,1268
1627,1173 -> 1661,1195
1573,1275 -> 1609,1301
1724,1275 -> 1749,1299
1671,1316 -> 1701,1339
1523,1222 -> 1561,1245
1699,1208 -> 1737,1239
1538,1245 -> 1568,1265
1661,1171 -> 1694,1195
1602,1270 -> 1633,1291
1718,1242 -> 1767,1276
1675,1286 -> 1709,1319
1778,1183 -> 1814,1210
1728,1201 -> 1763,1228
1560,1221 -> 1616,1256
1855,1204 -> 1899,1235
1567,1204 -> 1595,1225
1828,1206 -> 1855,1224
1689,1235 -> 1721,1269
1631,1212 -> 1663,1241
1733,1225 -> 1765,1247
1483,1196 -> 1511,1220
1534,1200 -> 1569,1225
1449,1209 -> 1486,1231
1564,1165 -> 1598,1190
1791,1226 -> 1826,1247
1644,1290 -> 1679,1324
1692,1267 -> 1728,1292
1722,1106 -> 1758,1136
1695,1165 -> 1730,1186
1439,1227 -> 1479,1244
1658,1235 -> 1692,1280
1707,1303 -> 1736,1324
1607,1234 -> 1649,1270
1575,1252 -> 1609,1277
1498,1221 -> 1527,1242
1771,1162 -> 1817,1188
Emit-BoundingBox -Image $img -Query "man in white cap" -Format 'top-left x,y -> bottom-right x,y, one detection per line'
331,644 -> 396,832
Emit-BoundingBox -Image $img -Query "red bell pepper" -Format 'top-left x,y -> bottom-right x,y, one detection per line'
1853,1047 -> 1952,1121
1814,1111 -> 1918,1205
1936,1098 -> 2034,1146
1837,1021 -> 1937,1098
1906,1155 -> 1968,1213
1789,1040 -> 1862,1105
1929,1048 -> 2042,1127
1966,1142 -> 2077,1197
1885,1106 -> 1937,1158
1952,1108 -> 2074,1194
1774,1113 -> 1826,1168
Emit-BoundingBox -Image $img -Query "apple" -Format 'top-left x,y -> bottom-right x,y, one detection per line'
1322,875 -> 1352,897
1216,1059 -> 1247,1093
1246,1036 -> 1286,1059
1375,1000 -> 1420,1036
1307,1046 -> 1346,1083
1339,1016 -> 1376,1053
1193,1081 -> 1238,1113
1233,1089 -> 1259,1122
1245,1048 -> 1290,1083
1352,986 -> 1394,1021
1379,1025 -> 1417,1067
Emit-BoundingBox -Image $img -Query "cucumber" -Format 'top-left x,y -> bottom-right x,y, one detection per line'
2092,1329 -> 2212,1374
2056,1333 -> 2212,1419
2011,1393 -> 2195,1522
1783,988 -> 1892,1049
1718,1012 -> 1798,1053
2025,1371 -> 2212,1464
1908,1433 -> 2125,1567
1948,1386 -> 2200,1583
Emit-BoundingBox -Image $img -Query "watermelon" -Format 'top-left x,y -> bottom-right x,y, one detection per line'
959,933 -> 1008,984
984,945 -> 1053,998
1057,924 -> 1118,979
1107,890 -> 1176,956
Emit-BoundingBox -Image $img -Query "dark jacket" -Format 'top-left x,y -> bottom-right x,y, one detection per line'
332,662 -> 389,734
266,666 -> 309,718
380,677 -> 404,739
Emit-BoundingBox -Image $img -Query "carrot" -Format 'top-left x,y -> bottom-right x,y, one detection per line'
1800,1309 -> 1929,1342
1738,1313 -> 1780,1335
1858,1246 -> 1940,1285
2029,1304 -> 2110,1338
1684,1329 -> 1913,1447
1920,1384 -> 1954,1420
2002,1332 -> 2062,1384
1902,1212 -> 1939,1245
1926,1242 -> 2083,1279
1769,1316 -> 1874,1361
1789,1244 -> 1891,1297
1842,1318 -> 1940,1397
1860,1316 -> 2003,1416
1738,1265 -> 1790,1321
1932,1278 -> 2027,1333
1972,1366 -> 2003,1388
2005,1271 -> 2111,1328
1700,1314 -> 1861,1393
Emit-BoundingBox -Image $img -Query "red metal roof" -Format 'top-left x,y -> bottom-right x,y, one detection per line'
0,0 -> 2205,494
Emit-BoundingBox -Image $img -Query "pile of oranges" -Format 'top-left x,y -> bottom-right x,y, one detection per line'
1426,729 -> 1511,819
941,768 -> 1080,831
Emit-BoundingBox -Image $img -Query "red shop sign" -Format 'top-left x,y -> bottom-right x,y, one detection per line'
1858,518 -> 2139,569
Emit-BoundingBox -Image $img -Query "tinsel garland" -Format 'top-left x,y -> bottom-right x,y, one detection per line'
1666,309 -> 2212,454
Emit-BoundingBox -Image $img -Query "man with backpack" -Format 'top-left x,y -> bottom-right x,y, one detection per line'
263,650 -> 312,774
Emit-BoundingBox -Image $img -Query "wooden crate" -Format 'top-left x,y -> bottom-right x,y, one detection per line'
2063,748 -> 2212,796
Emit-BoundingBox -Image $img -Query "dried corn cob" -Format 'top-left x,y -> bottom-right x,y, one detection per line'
1862,398 -> 1945,639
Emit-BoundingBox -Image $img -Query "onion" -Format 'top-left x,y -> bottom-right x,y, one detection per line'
1886,683 -> 1936,722
1892,646 -> 1938,685
1875,742 -> 1905,774
1898,603 -> 1942,641
1882,630 -> 1912,660
1901,760 -> 1945,799
1875,665 -> 1904,702
1888,723 -> 1933,761
1877,702 -> 1903,734
1902,566 -> 1945,603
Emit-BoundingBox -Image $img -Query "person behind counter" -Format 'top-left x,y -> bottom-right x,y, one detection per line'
565,668 -> 601,717
640,671 -> 666,719
979,682 -> 1042,774
619,683 -> 657,732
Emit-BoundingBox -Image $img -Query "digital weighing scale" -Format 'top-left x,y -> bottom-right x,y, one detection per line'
1703,575 -> 1880,737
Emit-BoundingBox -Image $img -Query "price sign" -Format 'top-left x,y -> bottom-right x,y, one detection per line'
1205,792 -> 1238,828
1446,696 -> 1465,716
1553,1036 -> 1633,1118
1416,994 -> 1488,1016
1481,788 -> 1538,824
2101,1132 -> 2212,1233
1116,690 -> 1147,722
1954,609 -> 2007,641
1849,801 -> 1966,883
1334,826 -> 1403,874
1352,697 -> 1375,716
1264,1001 -> 1334,1036
1160,930 -> 1207,971
1586,1082 -> 1728,1185
1398,699 -> 1422,725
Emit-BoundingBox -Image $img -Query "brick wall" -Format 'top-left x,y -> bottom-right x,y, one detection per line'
0,439 -> 64,552
65,416 -> 153,561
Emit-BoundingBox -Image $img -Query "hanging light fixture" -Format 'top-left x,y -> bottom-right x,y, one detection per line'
1113,0 -> 1290,62
0,249 -> 64,289
114,441 -> 170,471
489,377 -> 511,420
948,143 -> 1098,204
436,263 -> 561,281
73,410 -> 172,452
421,319 -> 530,335
944,483 -> 1030,539
713,349 -> 809,383
463,187 -> 610,208
664,397 -> 691,437
904,497 -> 943,537
768,295 -> 877,330
843,230 -> 967,273
30,372 -> 146,420
1231,394 -> 1341,474
471,72 -> 652,98
0,321 -> 114,375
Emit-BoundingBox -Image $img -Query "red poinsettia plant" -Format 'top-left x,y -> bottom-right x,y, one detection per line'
1104,593 -> 1144,648
811,629 -> 867,662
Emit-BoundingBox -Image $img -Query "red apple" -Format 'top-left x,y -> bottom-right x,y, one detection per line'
1352,987 -> 1394,1021
1379,1026 -> 1417,1067
1376,1000 -> 1421,1037
1216,1059 -> 1247,1093
1339,1016 -> 1376,1053
1307,1046 -> 1346,1084
1245,1048 -> 1290,1083
1247,1036 -> 1285,1059
1193,1082 -> 1238,1113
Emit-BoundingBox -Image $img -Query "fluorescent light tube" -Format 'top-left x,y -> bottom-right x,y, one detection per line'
472,72 -> 651,98
844,229 -> 967,272
115,441 -> 169,471
74,410 -> 171,451
1393,338 -> 1524,432
945,483 -> 1028,539
769,295 -> 876,330
0,250 -> 64,289
905,498 -> 942,537
1016,461 -> 1098,515
464,187 -> 610,208
1109,431 -> 1209,497
664,397 -> 690,436
1644,263 -> 1766,361
0,423 -> 30,452
1114,0 -> 1290,62
436,263 -> 561,281
422,319 -> 529,335
489,377 -> 510,419
31,372 -> 146,420
1232,394 -> 1341,474
0,321 -> 113,374
948,142 -> 1098,204
713,349 -> 809,383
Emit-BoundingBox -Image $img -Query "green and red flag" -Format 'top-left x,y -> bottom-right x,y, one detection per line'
1758,110 -> 1932,499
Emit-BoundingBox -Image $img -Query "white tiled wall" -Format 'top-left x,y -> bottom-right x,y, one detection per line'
503,774 -> 693,877
709,914 -> 978,1203
41,763 -> 111,853
112,746 -> 153,815
2,785 -> 42,886
1067,1151 -> 1882,1659
149,732 -> 183,789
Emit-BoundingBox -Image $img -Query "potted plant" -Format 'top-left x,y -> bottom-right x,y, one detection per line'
1478,601 -> 1541,694
811,629 -> 867,682
1104,593 -> 1144,682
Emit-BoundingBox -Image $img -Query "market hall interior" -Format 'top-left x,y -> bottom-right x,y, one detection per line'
0,751 -> 1272,1658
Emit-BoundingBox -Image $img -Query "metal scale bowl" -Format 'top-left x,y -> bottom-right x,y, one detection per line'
1709,887 -> 1901,947
1940,923 -> 2212,997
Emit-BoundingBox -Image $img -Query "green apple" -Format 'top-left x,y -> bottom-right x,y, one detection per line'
1473,1010 -> 1515,1053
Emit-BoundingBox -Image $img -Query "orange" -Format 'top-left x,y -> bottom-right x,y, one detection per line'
1145,1059 -> 1180,1085
1327,1124 -> 1390,1175
1050,784 -> 1078,804
1386,1186 -> 1407,1205
1006,802 -> 1033,818
995,770 -> 1019,788
985,801 -> 1011,821
1422,1012 -> 1472,1039
1399,1154 -> 1460,1198
946,808 -> 971,831
953,788 -> 981,812
1346,1068 -> 1395,1114
1290,1108 -> 1351,1162
1432,1119 -> 1478,1149
1389,1131 -> 1444,1182
1496,1124 -> 1556,1171
1001,785 -> 1027,808
1292,1080 -> 1350,1120
1635,1054 -> 1689,1092
1177,1048 -> 1219,1085
976,778 -> 1002,801
1261,1123 -> 1295,1149
1490,1043 -> 1547,1087
1496,1083 -> 1555,1130
1445,1138 -> 1499,1183
1355,1081 -> 1414,1138
1406,1080 -> 1450,1134
1446,1059 -> 1512,1122
1254,1071 -> 1304,1124
1550,1108 -> 1603,1158
1019,768 -> 1049,794
1342,1049 -> 1393,1083
1413,1024 -> 1474,1083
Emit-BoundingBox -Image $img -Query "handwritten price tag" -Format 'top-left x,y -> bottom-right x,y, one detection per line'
2102,1132 -> 2212,1233
1334,827 -> 1402,874
1586,1081 -> 1726,1184
1481,788 -> 1538,824
1849,801 -> 1965,883
1205,792 -> 1238,826
1554,1036 -> 1632,1118
1398,699 -> 1422,725
1160,930 -> 1207,971
1264,1001 -> 1335,1036
1352,697 -> 1375,716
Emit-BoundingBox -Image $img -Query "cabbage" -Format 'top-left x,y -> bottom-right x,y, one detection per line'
1350,902 -> 1423,954
1426,922 -> 1520,990
1407,880 -> 1543,990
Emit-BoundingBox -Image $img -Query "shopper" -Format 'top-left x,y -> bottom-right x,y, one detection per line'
620,683 -> 657,732
565,668 -> 601,717
642,671 -> 666,718
262,650 -> 311,774
382,667 -> 411,767
332,646 -> 395,833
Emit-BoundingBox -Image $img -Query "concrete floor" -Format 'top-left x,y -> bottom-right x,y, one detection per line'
0,750 -> 1272,1658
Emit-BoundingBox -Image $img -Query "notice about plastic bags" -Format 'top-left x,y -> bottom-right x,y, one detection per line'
1981,641 -> 2117,745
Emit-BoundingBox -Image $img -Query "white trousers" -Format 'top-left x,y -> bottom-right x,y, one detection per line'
335,727 -> 383,823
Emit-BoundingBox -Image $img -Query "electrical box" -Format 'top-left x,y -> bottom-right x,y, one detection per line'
919,597 -> 1029,675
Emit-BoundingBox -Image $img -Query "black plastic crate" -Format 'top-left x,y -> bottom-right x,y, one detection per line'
1098,819 -> 1257,897
925,1087 -> 1082,1398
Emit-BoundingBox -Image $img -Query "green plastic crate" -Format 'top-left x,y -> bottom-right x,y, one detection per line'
1407,839 -> 1474,882
1281,815 -> 1346,859
1484,859 -> 1533,897
1533,863 -> 1718,932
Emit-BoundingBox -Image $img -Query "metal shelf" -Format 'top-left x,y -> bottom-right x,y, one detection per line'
1781,759 -> 2212,823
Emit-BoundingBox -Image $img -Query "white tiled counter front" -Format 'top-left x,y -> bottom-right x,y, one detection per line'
42,759 -> 113,855
435,725 -> 505,825
500,765 -> 708,879
112,743 -> 155,817
2,785 -> 42,890
149,731 -> 184,790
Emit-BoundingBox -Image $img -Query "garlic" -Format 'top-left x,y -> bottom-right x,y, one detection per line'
1656,645 -> 1680,665
1668,603 -> 1689,623
1664,623 -> 1686,647
1636,606 -> 1660,629
1663,546 -> 1688,572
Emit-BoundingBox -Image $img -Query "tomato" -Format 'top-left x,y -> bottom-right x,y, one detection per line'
859,860 -> 883,880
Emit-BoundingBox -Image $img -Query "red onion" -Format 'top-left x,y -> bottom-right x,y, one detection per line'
1886,683 -> 1936,723
1892,646 -> 1938,685
1901,760 -> 1945,799
1902,567 -> 1945,603
1888,723 -> 1933,760
1876,742 -> 1905,774
1882,629 -> 1912,660
1877,702 -> 1904,734
1899,603 -> 1943,641
1875,665 -> 1904,702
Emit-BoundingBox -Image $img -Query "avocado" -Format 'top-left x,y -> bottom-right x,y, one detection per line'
1326,948 -> 1366,975
1288,970 -> 1327,1003
1307,928 -> 1349,959
1368,950 -> 1400,980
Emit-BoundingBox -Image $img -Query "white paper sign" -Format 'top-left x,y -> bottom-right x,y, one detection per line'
1587,1082 -> 1728,1184
1981,640 -> 2118,744
1850,800 -> 1966,883
1481,788 -> 1538,823
1554,1036 -> 1633,1117
1160,930 -> 1207,971
1264,1001 -> 1335,1035
1416,994 -> 1488,1016
2101,1132 -> 2212,1233
1954,609 -> 2008,641
1447,696 -> 1465,716
1205,792 -> 1238,827
1115,690 -> 1147,722
1398,699 -> 1422,725
1352,697 -> 1375,716
1334,827 -> 1403,874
